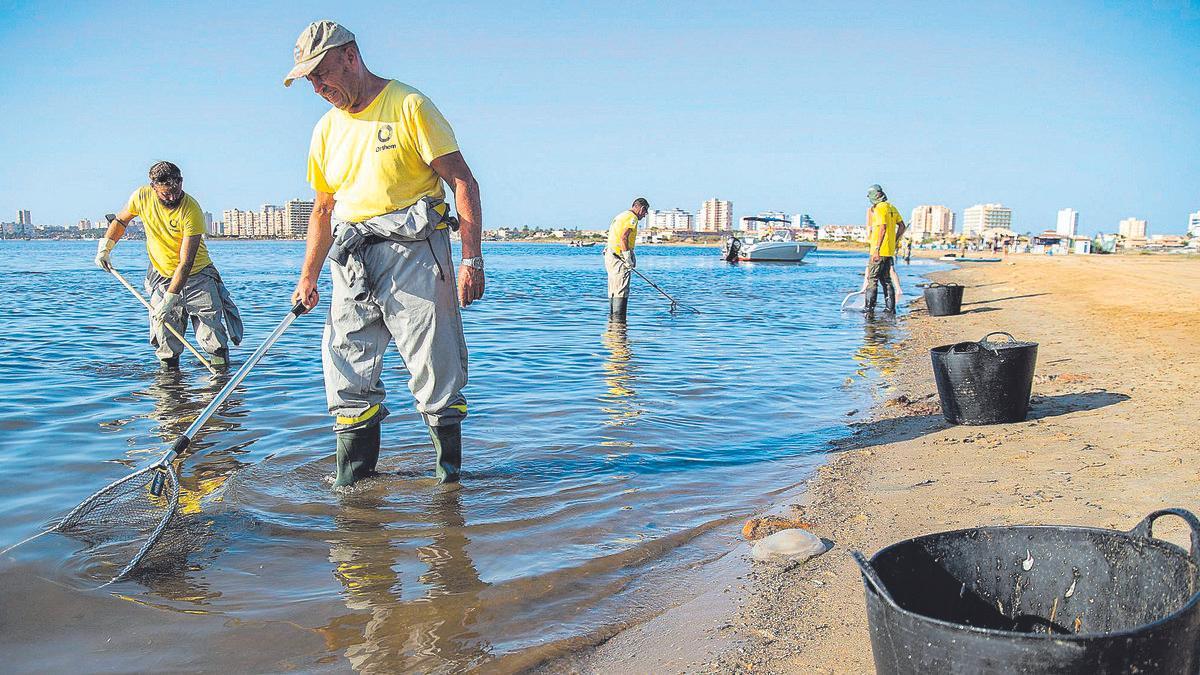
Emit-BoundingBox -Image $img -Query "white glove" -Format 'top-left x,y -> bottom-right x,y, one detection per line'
95,238 -> 116,271
153,292 -> 182,326
621,250 -> 636,269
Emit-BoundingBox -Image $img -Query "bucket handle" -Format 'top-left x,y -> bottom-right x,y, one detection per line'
981,331 -> 1017,344
851,550 -> 904,610
1129,508 -> 1200,563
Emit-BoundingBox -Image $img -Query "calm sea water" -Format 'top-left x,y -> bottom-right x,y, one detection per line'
0,240 -> 937,672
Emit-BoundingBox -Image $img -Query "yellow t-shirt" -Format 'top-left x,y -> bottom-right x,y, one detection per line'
608,211 -> 638,253
125,186 -> 211,277
869,202 -> 902,257
307,80 -> 460,223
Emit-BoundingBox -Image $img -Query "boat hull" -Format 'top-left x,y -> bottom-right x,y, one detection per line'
738,242 -> 817,262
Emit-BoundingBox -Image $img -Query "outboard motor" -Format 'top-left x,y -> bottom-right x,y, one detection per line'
723,236 -> 741,263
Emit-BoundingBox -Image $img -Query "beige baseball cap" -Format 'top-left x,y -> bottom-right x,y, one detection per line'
283,20 -> 356,87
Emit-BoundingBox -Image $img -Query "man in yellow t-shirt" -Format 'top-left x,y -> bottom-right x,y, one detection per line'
284,21 -> 484,488
864,184 -> 907,313
95,161 -> 242,368
605,197 -> 649,320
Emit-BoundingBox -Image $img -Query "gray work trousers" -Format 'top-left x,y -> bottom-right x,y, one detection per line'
324,227 -> 469,431
604,247 -> 632,299
145,265 -> 243,361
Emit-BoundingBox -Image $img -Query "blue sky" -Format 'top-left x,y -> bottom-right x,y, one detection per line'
1,1 -> 1197,235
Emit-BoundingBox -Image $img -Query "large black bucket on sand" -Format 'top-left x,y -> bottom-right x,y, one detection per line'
852,509 -> 1200,674
923,283 -> 964,316
931,331 -> 1037,425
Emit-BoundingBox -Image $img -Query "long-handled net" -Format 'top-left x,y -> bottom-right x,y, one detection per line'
2,302 -> 306,587
629,266 -> 701,314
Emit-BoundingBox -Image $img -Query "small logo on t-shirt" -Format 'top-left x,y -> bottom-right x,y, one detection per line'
376,123 -> 397,152
377,124 -> 393,143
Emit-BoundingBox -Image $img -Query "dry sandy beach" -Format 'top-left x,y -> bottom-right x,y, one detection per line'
549,253 -> 1200,674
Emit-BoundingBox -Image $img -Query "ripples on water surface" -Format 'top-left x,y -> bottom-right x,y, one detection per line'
0,240 -> 938,672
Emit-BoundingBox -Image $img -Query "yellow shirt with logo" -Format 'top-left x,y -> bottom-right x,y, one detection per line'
608,211 -> 638,253
869,202 -> 902,257
307,80 -> 460,223
125,186 -> 211,277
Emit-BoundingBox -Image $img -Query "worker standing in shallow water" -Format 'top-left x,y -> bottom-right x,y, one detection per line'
605,198 -> 649,319
95,161 -> 243,369
285,20 -> 484,488
863,184 -> 906,313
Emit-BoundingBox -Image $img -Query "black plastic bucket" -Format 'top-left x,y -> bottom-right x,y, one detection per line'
853,509 -> 1200,674
923,283 -> 964,316
931,331 -> 1037,425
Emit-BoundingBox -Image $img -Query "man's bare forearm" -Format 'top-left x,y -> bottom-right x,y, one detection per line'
454,173 -> 482,259
300,200 -> 334,282
168,236 -> 200,294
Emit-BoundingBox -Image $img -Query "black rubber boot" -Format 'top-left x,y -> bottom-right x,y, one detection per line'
863,279 -> 878,312
334,423 -> 381,488
160,355 -> 181,370
428,423 -> 462,484
210,348 -> 229,367
609,296 -> 628,320
884,282 -> 897,313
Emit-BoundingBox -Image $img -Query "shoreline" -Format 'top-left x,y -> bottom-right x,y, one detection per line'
546,253 -> 1200,673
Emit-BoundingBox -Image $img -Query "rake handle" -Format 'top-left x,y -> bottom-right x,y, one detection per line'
108,267 -> 219,375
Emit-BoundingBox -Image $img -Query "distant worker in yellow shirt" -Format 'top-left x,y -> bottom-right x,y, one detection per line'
95,161 -> 243,368
285,20 -> 483,488
864,184 -> 906,314
605,197 -> 649,320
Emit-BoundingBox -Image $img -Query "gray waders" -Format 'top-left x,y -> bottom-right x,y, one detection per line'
605,247 -> 632,320
145,265 -> 243,366
325,198 -> 468,487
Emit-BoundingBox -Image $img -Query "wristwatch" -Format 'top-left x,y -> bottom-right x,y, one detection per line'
460,256 -> 484,270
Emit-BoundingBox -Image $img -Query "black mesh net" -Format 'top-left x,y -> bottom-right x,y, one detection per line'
56,466 -> 188,581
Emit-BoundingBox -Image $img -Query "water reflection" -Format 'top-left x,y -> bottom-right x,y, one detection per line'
323,487 -> 492,673
112,369 -> 251,604
599,320 -> 642,428
853,317 -> 901,379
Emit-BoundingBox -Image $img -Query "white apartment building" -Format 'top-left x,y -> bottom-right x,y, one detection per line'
1188,210 -> 1200,237
647,208 -> 694,231
222,208 -> 253,238
909,205 -> 955,240
285,199 -> 314,239
1055,208 -> 1078,237
1118,217 -> 1148,240
818,224 -> 869,242
963,203 -> 1012,237
698,199 -> 732,232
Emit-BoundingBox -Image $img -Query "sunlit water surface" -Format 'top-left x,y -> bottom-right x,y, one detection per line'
0,240 -> 938,672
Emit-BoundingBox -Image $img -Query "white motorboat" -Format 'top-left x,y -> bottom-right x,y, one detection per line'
735,229 -> 817,262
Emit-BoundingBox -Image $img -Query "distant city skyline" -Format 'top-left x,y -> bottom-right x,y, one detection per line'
2,3 -> 1197,236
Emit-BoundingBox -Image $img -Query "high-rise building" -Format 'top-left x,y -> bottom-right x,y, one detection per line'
792,214 -> 816,229
1055,208 -> 1078,237
698,198 -> 732,232
909,205 -> 955,240
17,209 -> 31,225
285,199 -> 314,238
222,208 -> 254,238
257,204 -> 284,238
77,218 -> 92,231
1118,217 -> 1148,240
963,203 -> 1012,237
647,208 -> 694,231
1188,210 -> 1200,237
203,211 -> 214,235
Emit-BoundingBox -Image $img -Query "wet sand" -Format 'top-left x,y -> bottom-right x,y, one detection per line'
550,253 -> 1200,673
